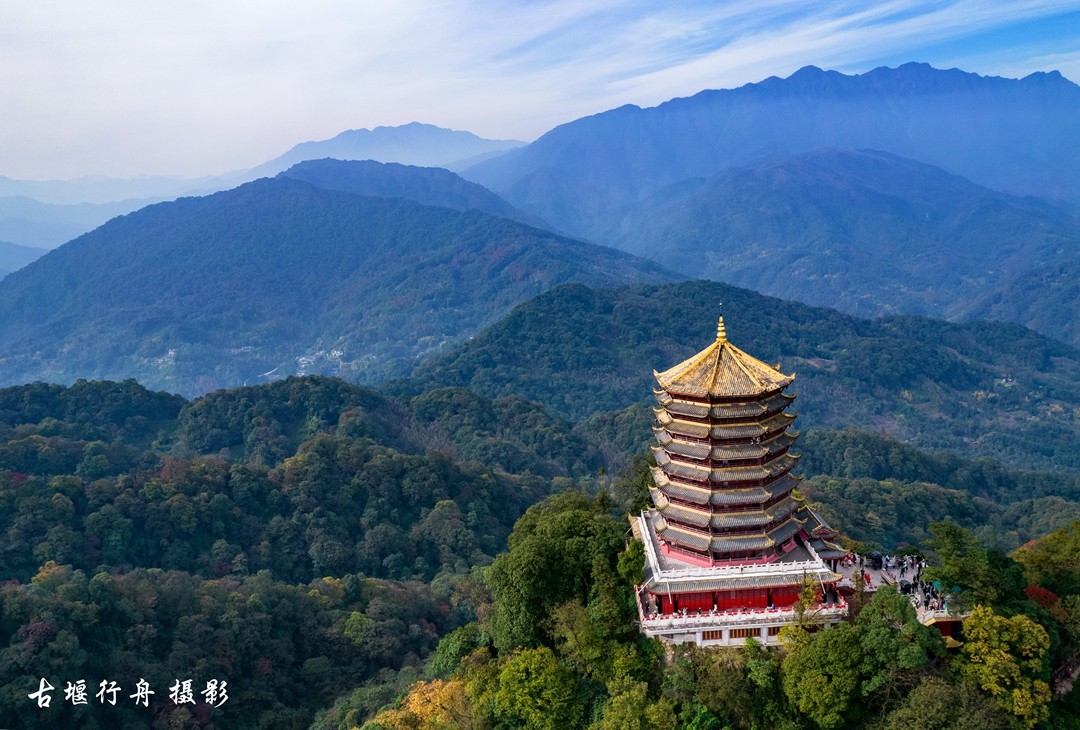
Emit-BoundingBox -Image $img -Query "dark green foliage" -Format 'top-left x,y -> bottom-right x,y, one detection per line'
793,427 -> 1080,551
924,522 -> 1019,608
486,492 -> 628,653
0,376 -> 596,727
781,589 -> 947,729
0,565 -> 445,730
0,379 -> 184,445
493,646 -> 584,730
802,473 -> 1080,553
782,622 -> 864,729
175,376 -> 412,461
800,428 -> 1080,504
853,589 -> 945,704
804,475 -> 989,549
404,279 -> 1080,472
877,676 -> 1011,730
428,623 -> 488,678
0,376 -> 615,587
408,387 -> 604,477
0,435 -> 542,584
175,375 -> 592,477
574,402 -> 654,470
8,343 -> 1080,727
662,647 -> 754,728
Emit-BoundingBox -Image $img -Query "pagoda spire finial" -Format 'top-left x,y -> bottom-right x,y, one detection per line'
716,303 -> 727,343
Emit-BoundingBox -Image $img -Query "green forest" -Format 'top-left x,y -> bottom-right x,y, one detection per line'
400,280 -> 1080,473
3,376 -> 1080,728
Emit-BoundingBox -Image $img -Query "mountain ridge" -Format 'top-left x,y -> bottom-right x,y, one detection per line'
600,147 -> 1080,326
0,169 -> 675,394
398,279 -> 1080,472
464,63 -> 1080,238
0,123 -> 528,248
278,158 -> 550,231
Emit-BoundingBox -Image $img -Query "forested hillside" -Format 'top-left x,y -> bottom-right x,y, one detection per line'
956,258 -> 1080,351
5,373 -> 1080,727
400,280 -> 1080,472
0,378 -> 586,727
0,173 -> 674,395
346,487 -> 1080,730
5,277 -> 1080,728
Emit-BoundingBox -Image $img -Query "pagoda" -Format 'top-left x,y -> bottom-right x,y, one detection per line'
633,314 -> 847,646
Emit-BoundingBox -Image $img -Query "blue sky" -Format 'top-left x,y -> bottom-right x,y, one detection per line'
2,1 -> 1078,180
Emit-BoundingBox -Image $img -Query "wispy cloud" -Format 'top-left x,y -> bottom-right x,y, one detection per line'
1,0 -> 1076,178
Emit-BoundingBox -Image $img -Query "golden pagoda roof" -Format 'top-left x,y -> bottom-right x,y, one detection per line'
655,315 -> 794,398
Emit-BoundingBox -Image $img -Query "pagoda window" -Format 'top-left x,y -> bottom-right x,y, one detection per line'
710,457 -> 766,468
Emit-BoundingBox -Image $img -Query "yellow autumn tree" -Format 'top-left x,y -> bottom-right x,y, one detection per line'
960,605 -> 1051,730
365,678 -> 483,730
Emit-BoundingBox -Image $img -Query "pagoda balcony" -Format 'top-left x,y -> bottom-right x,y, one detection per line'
658,489 -> 794,515
635,588 -> 849,646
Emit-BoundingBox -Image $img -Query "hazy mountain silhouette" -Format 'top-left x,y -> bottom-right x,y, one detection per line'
243,122 -> 523,182
0,124 -> 527,247
465,63 -> 1080,239
279,159 -> 550,230
600,148 -> 1080,324
0,176 -> 674,394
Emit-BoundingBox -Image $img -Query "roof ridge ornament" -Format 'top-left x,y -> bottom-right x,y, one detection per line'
717,302 -> 727,342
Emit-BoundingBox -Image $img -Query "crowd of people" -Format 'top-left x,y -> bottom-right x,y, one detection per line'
842,551 -> 952,614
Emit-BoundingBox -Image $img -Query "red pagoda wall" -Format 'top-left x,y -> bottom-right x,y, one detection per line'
654,585 -> 816,614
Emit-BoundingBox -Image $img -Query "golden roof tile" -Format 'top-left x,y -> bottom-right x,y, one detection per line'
655,315 -> 794,398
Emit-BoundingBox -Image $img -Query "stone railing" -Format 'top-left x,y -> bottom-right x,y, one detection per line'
637,597 -> 849,632
639,514 -> 831,580
630,587 -> 851,634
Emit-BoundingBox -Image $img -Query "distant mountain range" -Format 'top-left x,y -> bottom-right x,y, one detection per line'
0,123 -> 525,251
458,63 -> 1080,343
0,196 -> 152,250
600,148 -> 1080,322
0,161 -> 674,394
464,63 -> 1080,238
243,122 -> 523,180
2,62 -> 1079,402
